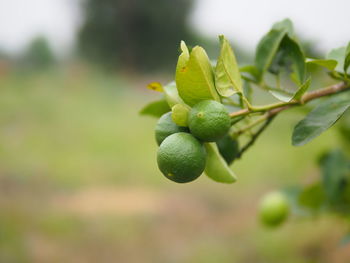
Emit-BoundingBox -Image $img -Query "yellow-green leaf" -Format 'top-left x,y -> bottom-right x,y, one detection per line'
306,58 -> 337,71
269,89 -> 294,102
204,143 -> 237,184
163,82 -> 184,108
175,41 -> 220,106
139,99 -> 170,118
268,78 -> 311,102
215,35 -> 243,97
147,82 -> 164,92
327,46 -> 347,72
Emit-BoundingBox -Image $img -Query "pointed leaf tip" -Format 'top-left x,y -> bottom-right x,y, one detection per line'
140,99 -> 170,118
292,93 -> 350,146
306,58 -> 338,71
215,35 -> 243,97
175,43 -> 220,106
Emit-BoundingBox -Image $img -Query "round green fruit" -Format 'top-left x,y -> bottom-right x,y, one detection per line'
157,132 -> 206,183
155,112 -> 188,146
188,100 -> 231,142
216,135 -> 239,164
259,191 -> 289,227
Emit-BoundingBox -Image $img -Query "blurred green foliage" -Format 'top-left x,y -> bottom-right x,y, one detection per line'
19,36 -> 56,70
0,69 -> 349,262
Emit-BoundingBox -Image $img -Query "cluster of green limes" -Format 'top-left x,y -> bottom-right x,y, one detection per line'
155,100 -> 239,183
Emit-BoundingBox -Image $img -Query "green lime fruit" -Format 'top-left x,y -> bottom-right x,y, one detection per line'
216,135 -> 239,164
157,132 -> 206,183
188,100 -> 231,142
155,112 -> 188,146
259,191 -> 290,227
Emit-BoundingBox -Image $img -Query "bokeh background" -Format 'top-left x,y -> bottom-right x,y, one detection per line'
0,0 -> 350,262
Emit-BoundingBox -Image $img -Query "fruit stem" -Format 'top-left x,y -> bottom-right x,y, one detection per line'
236,116 -> 276,159
232,114 -> 269,136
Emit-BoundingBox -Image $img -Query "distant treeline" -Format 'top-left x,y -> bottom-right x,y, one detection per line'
77,0 -> 201,72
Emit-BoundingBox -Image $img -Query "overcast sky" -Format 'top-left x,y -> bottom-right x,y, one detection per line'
0,0 -> 79,54
0,0 -> 349,55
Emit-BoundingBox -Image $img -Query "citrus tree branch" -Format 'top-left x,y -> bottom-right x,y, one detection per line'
232,81 -> 349,159
236,116 -> 276,159
230,81 -> 350,119
233,114 -> 269,136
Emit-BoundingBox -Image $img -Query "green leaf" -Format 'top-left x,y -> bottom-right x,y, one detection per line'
240,65 -> 260,83
175,41 -> 220,106
215,35 -> 243,97
344,42 -> 350,73
292,93 -> 350,146
306,58 -> 337,71
243,80 -> 253,101
298,183 -> 325,211
269,35 -> 306,85
204,143 -> 237,183
269,89 -> 294,102
269,78 -> 310,102
163,82 -> 184,107
139,99 -> 170,118
272,18 -> 294,37
320,150 -> 350,204
256,19 -> 305,85
255,29 -> 286,80
329,71 -> 348,81
292,77 -> 311,101
327,46 -> 347,72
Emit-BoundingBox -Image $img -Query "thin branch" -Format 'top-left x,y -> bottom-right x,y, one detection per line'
231,116 -> 245,125
302,81 -> 349,103
233,114 -> 269,136
236,116 -> 276,159
231,81 -> 349,159
229,82 -> 349,119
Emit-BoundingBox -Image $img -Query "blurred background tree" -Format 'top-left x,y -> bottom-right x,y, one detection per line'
78,0 -> 201,72
19,36 -> 56,70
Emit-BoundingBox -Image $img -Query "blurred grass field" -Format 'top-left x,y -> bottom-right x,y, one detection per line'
0,68 -> 349,263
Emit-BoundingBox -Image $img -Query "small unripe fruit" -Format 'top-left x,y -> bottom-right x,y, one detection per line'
259,191 -> 289,227
171,104 -> 190,127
